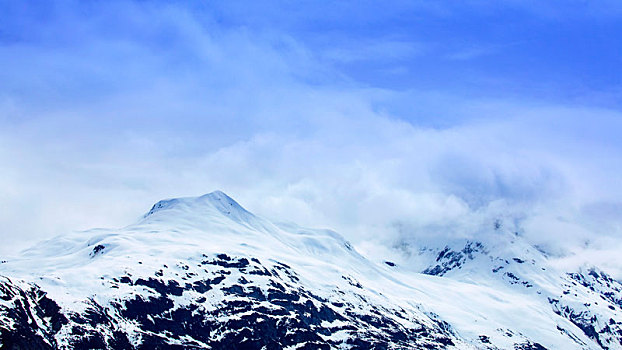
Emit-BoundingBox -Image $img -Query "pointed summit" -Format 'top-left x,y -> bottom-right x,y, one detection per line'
143,191 -> 260,229
198,190 -> 255,223
200,190 -> 247,213
144,191 -> 236,216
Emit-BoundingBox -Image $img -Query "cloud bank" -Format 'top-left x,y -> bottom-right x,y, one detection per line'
1,1 -> 621,275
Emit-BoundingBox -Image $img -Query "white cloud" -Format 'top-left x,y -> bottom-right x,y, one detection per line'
0,1 -> 621,278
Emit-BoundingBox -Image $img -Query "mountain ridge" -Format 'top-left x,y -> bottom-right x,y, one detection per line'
1,192 -> 621,349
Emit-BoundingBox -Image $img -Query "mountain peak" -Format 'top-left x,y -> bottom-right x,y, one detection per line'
199,190 -> 254,220
143,190 -> 257,227
199,190 -> 242,209
3,191 -> 622,349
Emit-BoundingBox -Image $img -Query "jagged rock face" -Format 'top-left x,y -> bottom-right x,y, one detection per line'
2,191 -> 622,349
1,254 -> 455,349
551,269 -> 622,349
414,239 -> 622,349
0,278 -> 67,350
422,242 -> 486,276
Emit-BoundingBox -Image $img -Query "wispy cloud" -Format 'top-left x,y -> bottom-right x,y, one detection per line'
322,40 -> 426,63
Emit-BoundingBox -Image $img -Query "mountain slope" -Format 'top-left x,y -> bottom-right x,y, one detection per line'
1,191 -> 621,349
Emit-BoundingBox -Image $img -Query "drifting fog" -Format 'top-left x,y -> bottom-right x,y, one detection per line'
1,1 -> 621,275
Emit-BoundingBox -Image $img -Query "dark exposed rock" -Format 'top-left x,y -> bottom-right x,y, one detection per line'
90,244 -> 106,257
514,341 -> 548,350
423,242 -> 486,276
0,254 -> 458,349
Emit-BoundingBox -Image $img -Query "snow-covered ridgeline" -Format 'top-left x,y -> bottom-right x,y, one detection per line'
1,191 -> 621,349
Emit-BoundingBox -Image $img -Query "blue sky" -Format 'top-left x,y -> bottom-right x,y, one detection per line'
208,1 -> 622,108
3,1 -> 622,113
1,0 -> 622,271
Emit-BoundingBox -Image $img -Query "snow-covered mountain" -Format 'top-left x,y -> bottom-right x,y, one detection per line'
1,191 -> 621,349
